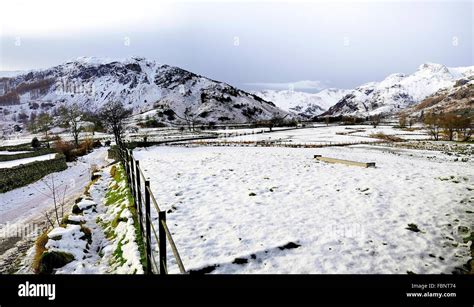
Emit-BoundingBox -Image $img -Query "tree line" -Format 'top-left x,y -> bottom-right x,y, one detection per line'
423,112 -> 472,141
25,101 -> 131,157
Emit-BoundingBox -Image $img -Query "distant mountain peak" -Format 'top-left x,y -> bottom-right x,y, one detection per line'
0,56 -> 287,125
254,88 -> 349,118
323,63 -> 474,118
417,62 -> 449,74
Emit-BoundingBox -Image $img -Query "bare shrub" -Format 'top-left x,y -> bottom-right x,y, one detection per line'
369,132 -> 403,142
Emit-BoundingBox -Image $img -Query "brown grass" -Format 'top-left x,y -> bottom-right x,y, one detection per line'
110,165 -> 117,178
416,95 -> 445,110
83,177 -> 100,196
32,231 -> 49,274
369,133 -> 403,142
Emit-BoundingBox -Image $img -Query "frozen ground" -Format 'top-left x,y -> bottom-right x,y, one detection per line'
0,128 -> 205,147
134,145 -> 473,274
0,153 -> 57,168
194,125 -> 430,146
0,151 -> 31,155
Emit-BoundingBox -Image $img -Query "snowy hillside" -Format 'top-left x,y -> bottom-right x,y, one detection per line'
0,57 -> 287,126
323,63 -> 474,117
405,76 -> 474,116
255,88 -> 349,117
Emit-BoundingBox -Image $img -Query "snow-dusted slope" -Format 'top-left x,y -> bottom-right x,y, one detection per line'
255,88 -> 349,117
0,57 -> 287,125
323,63 -> 474,117
405,76 -> 474,116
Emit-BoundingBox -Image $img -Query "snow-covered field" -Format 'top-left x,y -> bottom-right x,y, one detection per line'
0,151 -> 31,155
0,153 -> 57,168
134,145 -> 473,274
193,125 -> 429,146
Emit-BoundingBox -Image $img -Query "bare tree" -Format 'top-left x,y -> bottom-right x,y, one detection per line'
182,107 -> 199,131
455,115 -> 472,141
35,174 -> 69,227
28,112 -> 38,133
398,114 -> 407,128
139,129 -> 151,144
165,107 -> 199,132
268,114 -> 289,131
370,114 -> 381,128
424,112 -> 441,141
37,112 -> 53,138
439,113 -> 458,141
99,101 -> 132,147
59,103 -> 83,147
324,116 -> 330,127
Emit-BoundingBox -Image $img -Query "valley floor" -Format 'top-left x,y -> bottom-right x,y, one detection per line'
1,125 -> 472,274
134,142 -> 473,274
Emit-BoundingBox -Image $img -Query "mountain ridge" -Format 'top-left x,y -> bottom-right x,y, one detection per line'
322,62 -> 474,118
254,88 -> 350,118
0,56 -> 288,126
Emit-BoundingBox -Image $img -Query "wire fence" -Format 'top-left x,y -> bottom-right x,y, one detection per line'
117,146 -> 186,274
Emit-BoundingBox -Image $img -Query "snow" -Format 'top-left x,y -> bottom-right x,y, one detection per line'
46,225 -> 88,260
326,63 -> 474,117
76,199 -> 96,210
255,88 -> 349,117
67,215 -> 86,223
134,144 -> 473,274
0,153 -> 57,168
47,164 -> 144,274
190,126 -> 429,146
1,56 -> 287,127
0,151 -> 31,155
0,148 -> 108,226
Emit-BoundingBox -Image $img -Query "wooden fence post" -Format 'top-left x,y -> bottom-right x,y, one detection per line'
144,180 -> 152,274
159,211 -> 167,274
135,160 -> 143,236
130,152 -> 136,203
124,149 -> 130,184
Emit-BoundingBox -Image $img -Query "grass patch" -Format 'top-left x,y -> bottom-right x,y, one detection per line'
32,231 -> 50,274
112,236 -> 127,267
369,133 -> 403,142
111,208 -> 127,228
101,163 -> 147,272
84,176 -> 100,197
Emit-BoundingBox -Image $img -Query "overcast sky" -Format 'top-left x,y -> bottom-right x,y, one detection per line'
0,0 -> 472,92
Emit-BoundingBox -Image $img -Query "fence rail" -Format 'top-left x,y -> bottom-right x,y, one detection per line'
117,146 -> 186,274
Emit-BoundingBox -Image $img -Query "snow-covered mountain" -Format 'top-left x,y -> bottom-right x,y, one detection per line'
0,56 -> 287,125
255,88 -> 349,117
323,63 -> 474,118
404,76 -> 474,117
